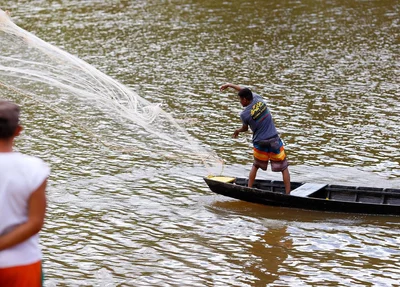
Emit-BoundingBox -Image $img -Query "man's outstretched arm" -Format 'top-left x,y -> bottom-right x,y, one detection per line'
220,83 -> 243,92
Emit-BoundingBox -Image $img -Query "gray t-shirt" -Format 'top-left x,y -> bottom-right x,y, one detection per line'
240,93 -> 278,143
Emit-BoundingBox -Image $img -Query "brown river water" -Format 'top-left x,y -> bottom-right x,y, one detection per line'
0,0 -> 399,286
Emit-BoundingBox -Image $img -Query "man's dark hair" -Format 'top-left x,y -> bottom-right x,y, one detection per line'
0,100 -> 20,139
0,119 -> 17,138
238,88 -> 253,101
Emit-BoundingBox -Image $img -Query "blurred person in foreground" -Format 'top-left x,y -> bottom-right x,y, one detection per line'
220,83 -> 291,194
0,99 -> 50,287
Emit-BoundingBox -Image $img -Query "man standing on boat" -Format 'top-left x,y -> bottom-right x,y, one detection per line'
220,83 -> 291,194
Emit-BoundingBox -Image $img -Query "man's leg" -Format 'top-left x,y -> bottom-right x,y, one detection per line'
282,167 -> 291,194
248,164 -> 259,188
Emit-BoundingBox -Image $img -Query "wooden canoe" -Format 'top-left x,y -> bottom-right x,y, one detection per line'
204,176 -> 400,216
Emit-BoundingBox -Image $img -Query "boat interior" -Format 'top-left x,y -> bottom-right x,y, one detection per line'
235,178 -> 400,205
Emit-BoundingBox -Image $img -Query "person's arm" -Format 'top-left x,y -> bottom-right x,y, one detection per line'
220,83 -> 243,92
233,124 -> 249,138
0,179 -> 47,251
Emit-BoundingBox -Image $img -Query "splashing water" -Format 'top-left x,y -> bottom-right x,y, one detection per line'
0,9 -> 222,169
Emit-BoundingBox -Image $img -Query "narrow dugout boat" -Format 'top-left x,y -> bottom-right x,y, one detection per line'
204,176 -> 400,216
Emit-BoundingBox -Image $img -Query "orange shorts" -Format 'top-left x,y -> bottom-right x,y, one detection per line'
253,136 -> 288,172
0,260 -> 42,287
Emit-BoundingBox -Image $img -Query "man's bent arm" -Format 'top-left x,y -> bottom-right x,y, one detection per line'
233,124 -> 249,138
0,179 -> 47,251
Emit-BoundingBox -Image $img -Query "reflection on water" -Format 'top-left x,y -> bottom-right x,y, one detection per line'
212,200 -> 400,286
247,223 -> 291,285
1,0 -> 399,286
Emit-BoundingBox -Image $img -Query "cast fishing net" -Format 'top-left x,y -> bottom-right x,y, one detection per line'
0,9 -> 221,168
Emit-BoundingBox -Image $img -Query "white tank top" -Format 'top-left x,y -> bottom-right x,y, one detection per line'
0,152 -> 50,268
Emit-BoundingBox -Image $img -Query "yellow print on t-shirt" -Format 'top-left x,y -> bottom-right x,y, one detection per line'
250,101 -> 268,121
